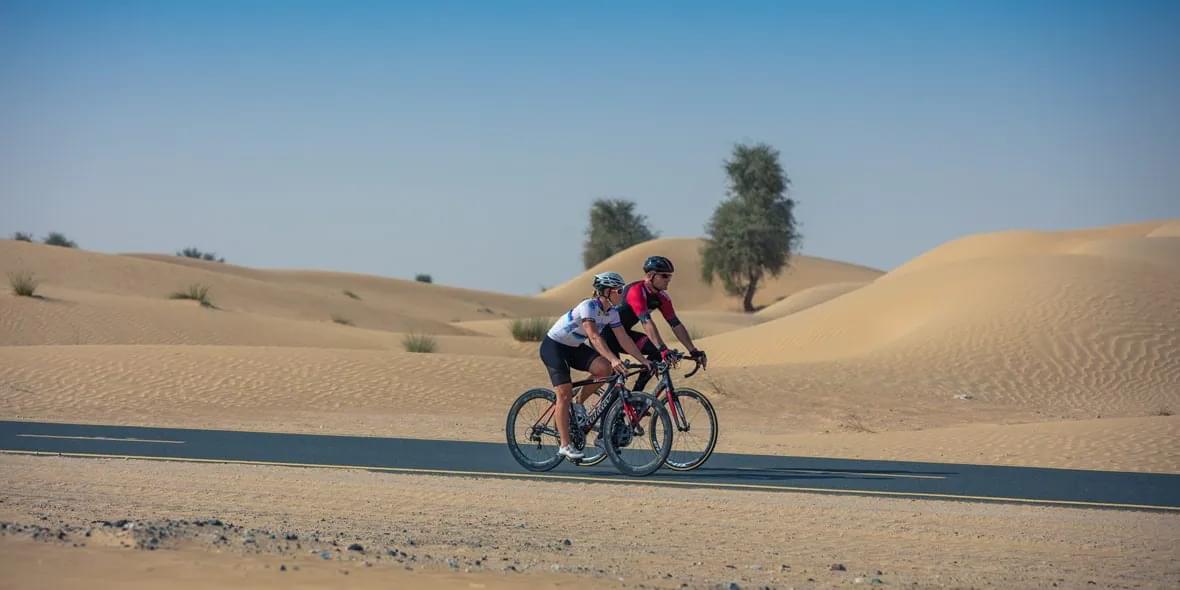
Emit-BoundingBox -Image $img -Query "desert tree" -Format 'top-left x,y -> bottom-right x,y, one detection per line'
700,142 -> 800,312
582,198 -> 657,269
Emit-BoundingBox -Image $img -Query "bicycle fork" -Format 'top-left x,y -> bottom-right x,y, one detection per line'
661,375 -> 692,432
668,392 -> 692,431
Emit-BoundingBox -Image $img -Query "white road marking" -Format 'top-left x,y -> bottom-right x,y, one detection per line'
728,467 -> 946,480
16,434 -> 185,444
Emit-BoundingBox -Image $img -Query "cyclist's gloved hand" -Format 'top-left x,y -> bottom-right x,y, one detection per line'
690,349 -> 708,369
659,347 -> 678,365
639,358 -> 654,373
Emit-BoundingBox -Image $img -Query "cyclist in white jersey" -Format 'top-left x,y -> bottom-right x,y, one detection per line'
540,271 -> 652,460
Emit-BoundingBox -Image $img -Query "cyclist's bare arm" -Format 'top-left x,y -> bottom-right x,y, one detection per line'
671,323 -> 699,353
612,325 -> 654,370
639,314 -> 669,350
582,319 -> 624,371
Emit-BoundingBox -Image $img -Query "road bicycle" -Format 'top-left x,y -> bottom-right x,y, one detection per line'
505,361 -> 673,477
574,350 -> 717,471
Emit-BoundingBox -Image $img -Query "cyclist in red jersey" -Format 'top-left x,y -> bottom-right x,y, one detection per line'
596,255 -> 707,393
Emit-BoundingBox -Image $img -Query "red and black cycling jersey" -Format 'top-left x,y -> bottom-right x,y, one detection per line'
614,280 -> 682,330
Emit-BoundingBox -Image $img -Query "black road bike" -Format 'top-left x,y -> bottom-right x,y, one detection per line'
573,350 -> 717,471
505,362 -> 673,477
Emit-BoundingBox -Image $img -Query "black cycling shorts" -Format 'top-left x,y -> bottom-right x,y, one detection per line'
539,336 -> 601,386
601,327 -> 660,359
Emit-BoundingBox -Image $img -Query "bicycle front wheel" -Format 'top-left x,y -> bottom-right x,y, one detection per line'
603,392 -> 672,477
505,388 -> 564,472
655,387 -> 718,471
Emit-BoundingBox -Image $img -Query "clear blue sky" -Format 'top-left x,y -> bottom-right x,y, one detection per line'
3,1 -> 1178,294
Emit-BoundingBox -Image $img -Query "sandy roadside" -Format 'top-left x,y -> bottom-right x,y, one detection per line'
2,454 -> 1177,589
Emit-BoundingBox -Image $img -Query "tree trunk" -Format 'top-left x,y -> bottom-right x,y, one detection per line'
742,273 -> 760,313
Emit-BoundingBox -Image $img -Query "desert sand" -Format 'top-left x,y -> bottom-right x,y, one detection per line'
2,455 -> 1178,589
2,220 -> 1179,588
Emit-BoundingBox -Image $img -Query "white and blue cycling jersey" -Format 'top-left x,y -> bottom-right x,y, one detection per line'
546,298 -> 622,347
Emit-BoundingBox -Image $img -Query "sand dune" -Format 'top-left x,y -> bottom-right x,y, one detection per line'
693,222 -> 1180,453
886,219 -> 1176,277
537,237 -> 883,311
1066,235 -> 1180,269
0,287 -> 533,357
754,281 -> 868,320
704,252 -> 1180,366
0,345 -> 547,439
128,253 -> 565,320
1147,220 -> 1180,237
1,242 -> 565,336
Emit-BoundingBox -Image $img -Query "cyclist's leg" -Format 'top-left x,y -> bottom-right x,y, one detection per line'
573,345 -> 608,403
629,330 -> 662,391
577,333 -> 617,404
582,356 -> 612,395
579,350 -> 613,447
554,382 -> 575,448
539,337 -> 576,449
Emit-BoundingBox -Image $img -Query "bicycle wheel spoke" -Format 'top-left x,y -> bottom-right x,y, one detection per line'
506,389 -> 564,471
517,400 -> 556,453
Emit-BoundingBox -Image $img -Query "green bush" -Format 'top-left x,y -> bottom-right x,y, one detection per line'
43,232 -> 78,248
331,314 -> 354,326
8,271 -> 39,297
343,290 -> 361,300
170,283 -> 214,307
415,273 -> 433,284
402,332 -> 436,353
510,317 -> 551,342
177,247 -> 225,263
12,232 -> 33,242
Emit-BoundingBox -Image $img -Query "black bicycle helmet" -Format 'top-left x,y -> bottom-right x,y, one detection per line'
642,255 -> 675,274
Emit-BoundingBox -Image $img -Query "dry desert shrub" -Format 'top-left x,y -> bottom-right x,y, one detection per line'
403,333 -> 436,353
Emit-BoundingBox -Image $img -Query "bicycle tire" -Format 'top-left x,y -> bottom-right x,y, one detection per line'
505,388 -> 564,472
603,392 -> 672,477
653,387 -> 718,471
574,439 -> 609,467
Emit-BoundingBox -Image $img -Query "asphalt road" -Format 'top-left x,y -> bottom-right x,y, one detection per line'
2,420 -> 1177,511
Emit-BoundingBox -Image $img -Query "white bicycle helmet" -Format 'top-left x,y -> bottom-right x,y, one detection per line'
592,271 -> 626,292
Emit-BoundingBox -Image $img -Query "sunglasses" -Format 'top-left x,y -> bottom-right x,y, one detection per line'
655,273 -> 673,279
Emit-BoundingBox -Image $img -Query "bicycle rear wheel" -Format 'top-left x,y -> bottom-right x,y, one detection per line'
654,387 -> 718,471
505,388 -> 564,472
603,392 -> 672,477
